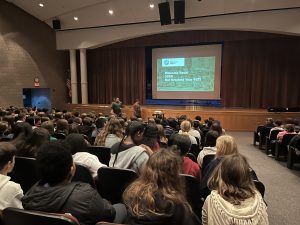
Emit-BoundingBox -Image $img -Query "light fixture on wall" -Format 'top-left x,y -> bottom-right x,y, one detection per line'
38,3 -> 44,7
108,9 -> 114,15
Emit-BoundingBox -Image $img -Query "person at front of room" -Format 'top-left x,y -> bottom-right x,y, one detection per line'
111,97 -> 123,116
202,154 -> 269,225
0,142 -> 24,210
132,99 -> 142,119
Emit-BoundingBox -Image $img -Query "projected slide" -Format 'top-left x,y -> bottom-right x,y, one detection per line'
152,44 -> 222,100
157,57 -> 215,92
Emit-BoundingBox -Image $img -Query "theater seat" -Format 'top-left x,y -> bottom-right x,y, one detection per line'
72,164 -> 95,188
180,174 -> 202,219
9,157 -> 40,193
253,180 -> 265,197
96,167 -> 138,204
2,207 -> 79,225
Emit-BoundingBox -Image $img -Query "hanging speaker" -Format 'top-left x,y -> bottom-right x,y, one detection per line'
158,2 -> 171,25
174,0 -> 185,24
52,19 -> 61,30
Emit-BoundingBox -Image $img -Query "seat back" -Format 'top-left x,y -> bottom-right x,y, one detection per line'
253,180 -> 265,197
282,133 -> 297,147
96,167 -> 138,204
10,157 -> 40,193
186,153 -> 197,163
201,154 -> 215,171
190,144 -> 200,157
72,164 -> 95,188
2,207 -> 79,225
269,129 -> 281,141
180,174 -> 202,218
88,146 -> 111,165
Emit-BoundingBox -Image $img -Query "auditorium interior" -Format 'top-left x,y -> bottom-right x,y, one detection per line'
1,0 -> 300,224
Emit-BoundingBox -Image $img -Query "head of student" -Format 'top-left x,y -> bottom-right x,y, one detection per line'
123,149 -> 188,216
36,142 -> 75,186
125,121 -> 145,145
172,133 -> 191,156
208,153 -> 256,205
216,135 -> 238,157
0,142 -> 17,175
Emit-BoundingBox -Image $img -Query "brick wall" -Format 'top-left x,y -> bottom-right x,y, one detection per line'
0,0 -> 68,109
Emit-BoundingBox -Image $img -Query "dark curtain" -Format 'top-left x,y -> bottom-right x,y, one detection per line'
87,31 -> 300,108
222,37 -> 300,108
87,47 -> 145,105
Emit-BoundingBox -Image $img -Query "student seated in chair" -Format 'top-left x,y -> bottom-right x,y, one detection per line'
22,142 -> 126,225
0,142 -> 23,210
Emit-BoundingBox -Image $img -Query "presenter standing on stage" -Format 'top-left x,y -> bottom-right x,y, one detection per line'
111,97 -> 123,116
132,99 -> 142,119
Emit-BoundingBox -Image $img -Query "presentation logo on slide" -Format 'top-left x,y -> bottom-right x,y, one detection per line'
162,58 -> 185,67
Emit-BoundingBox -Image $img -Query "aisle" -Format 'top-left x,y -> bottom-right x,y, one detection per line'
228,132 -> 300,225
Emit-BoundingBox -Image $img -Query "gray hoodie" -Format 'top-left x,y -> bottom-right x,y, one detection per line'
109,142 -> 149,174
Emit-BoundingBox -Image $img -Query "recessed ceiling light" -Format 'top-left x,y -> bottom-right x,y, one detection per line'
149,3 -> 155,9
108,9 -> 114,15
74,17 -> 79,21
39,3 -> 44,7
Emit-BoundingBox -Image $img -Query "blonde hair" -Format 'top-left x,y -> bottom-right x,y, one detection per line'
216,135 -> 238,157
208,154 -> 256,205
180,120 -> 191,132
123,149 -> 191,216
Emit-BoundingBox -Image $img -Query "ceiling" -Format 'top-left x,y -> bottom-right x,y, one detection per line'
6,0 -> 300,31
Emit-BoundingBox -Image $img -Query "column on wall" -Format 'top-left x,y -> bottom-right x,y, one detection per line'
69,49 -> 78,104
80,48 -> 88,104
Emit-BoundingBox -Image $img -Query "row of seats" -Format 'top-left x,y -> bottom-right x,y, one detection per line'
253,127 -> 300,169
1,207 -> 121,225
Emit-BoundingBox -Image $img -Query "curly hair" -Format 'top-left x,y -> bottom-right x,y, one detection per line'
123,149 -> 191,217
94,118 -> 123,146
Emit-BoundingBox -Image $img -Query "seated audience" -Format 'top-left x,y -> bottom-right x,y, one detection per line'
0,142 -> 23,210
41,121 -> 57,141
200,135 -> 258,200
10,122 -> 32,150
65,133 -> 107,177
156,124 -> 168,148
91,117 -> 107,140
109,121 -> 149,174
140,123 -> 160,152
0,121 -> 13,141
178,120 -> 197,145
77,116 -> 94,142
54,119 -> 69,136
17,127 -> 50,158
94,118 -> 123,147
163,117 -> 178,137
202,154 -> 268,225
197,131 -> 219,167
276,124 -> 296,143
210,120 -> 225,136
172,134 -> 201,181
269,119 -> 284,138
123,149 -> 200,225
22,142 -> 126,225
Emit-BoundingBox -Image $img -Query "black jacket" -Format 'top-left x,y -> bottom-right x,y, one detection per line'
22,181 -> 116,225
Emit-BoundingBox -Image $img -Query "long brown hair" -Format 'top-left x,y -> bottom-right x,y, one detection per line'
94,118 -> 123,146
123,149 -> 190,216
208,153 -> 256,205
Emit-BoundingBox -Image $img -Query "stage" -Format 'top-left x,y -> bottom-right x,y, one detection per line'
65,104 -> 300,131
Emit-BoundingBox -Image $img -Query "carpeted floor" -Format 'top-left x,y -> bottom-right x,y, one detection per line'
228,131 -> 300,225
